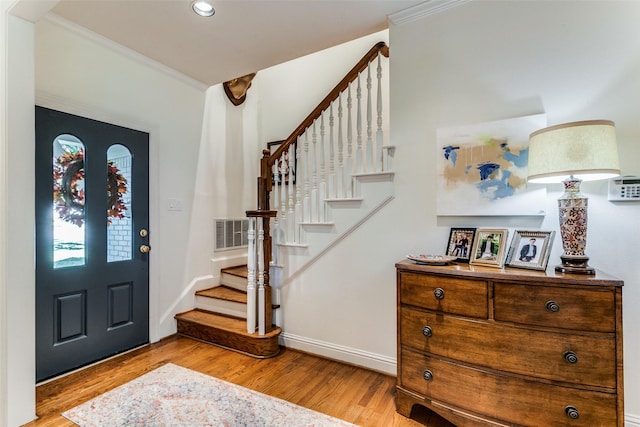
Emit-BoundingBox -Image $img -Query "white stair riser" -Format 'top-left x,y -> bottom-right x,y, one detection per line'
220,273 -> 248,292
196,295 -> 247,319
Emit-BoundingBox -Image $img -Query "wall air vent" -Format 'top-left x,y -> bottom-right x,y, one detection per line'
215,219 -> 249,251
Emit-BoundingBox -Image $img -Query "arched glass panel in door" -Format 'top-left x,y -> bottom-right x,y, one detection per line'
106,144 -> 132,263
52,134 -> 86,269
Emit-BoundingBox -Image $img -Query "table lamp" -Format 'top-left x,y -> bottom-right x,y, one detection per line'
528,120 -> 620,274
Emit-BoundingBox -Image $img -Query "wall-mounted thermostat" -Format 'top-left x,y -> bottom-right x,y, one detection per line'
608,176 -> 640,201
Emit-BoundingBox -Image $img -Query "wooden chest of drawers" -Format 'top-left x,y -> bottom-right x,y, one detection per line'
396,261 -> 624,426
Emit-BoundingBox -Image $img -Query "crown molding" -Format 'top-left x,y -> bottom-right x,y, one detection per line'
389,0 -> 471,25
8,0 -> 58,23
43,13 -> 209,92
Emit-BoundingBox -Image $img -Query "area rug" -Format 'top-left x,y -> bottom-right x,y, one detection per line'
62,363 -> 357,427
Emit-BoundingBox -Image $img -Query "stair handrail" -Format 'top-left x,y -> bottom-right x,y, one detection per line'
248,41 -> 389,334
268,41 -> 389,170
253,41 -> 389,216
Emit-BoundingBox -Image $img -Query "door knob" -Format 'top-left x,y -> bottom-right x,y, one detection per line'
139,229 -> 148,238
139,244 -> 151,254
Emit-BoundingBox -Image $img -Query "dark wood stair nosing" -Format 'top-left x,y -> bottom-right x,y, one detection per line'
195,285 -> 247,304
220,265 -> 248,279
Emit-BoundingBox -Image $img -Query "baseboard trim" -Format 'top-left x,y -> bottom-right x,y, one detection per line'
627,412 -> 640,427
279,332 -> 396,375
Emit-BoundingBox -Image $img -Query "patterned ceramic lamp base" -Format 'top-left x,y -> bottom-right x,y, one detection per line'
556,177 -> 595,274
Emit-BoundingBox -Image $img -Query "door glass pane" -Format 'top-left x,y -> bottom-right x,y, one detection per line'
53,134 -> 85,269
107,144 -> 132,263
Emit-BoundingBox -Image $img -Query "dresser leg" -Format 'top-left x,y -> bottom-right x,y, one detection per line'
395,388 -> 418,417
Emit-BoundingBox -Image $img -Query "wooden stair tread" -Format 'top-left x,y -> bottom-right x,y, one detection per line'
196,286 -> 247,304
175,309 -> 280,339
221,265 -> 248,279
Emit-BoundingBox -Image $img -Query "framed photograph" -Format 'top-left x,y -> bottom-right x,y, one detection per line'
470,228 -> 508,268
268,140 -> 296,185
445,227 -> 477,263
505,230 -> 555,271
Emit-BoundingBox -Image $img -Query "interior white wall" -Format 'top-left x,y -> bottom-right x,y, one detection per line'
1,11 -> 37,427
389,0 -> 640,422
0,6 -> 6,423
186,82 -> 260,290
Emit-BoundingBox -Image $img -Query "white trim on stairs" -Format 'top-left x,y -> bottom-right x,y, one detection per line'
279,193 -> 394,286
159,275 -> 213,326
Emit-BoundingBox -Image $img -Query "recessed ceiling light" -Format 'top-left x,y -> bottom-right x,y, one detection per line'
191,0 -> 215,17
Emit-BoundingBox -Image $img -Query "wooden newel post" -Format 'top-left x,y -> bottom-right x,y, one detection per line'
262,216 -> 273,331
258,149 -> 274,305
247,149 -> 277,333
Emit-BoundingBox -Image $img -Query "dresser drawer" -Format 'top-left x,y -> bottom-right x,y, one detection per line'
400,307 -> 616,388
399,272 -> 487,318
400,349 -> 618,427
494,282 -> 616,332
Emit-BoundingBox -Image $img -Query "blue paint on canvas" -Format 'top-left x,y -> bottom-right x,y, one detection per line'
503,146 -> 528,168
477,162 -> 500,180
442,145 -> 460,166
476,169 -> 516,199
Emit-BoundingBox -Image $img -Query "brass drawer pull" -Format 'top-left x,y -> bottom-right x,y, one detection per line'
545,300 -> 560,313
564,351 -> 579,364
565,406 -> 580,419
423,370 -> 434,381
422,326 -> 433,337
434,287 -> 445,300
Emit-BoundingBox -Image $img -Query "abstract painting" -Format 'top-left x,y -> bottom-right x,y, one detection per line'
436,114 -> 547,216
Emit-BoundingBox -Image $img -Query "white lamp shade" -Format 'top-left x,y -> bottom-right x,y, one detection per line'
528,120 -> 620,184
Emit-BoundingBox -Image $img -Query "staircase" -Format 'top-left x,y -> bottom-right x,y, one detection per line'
175,266 -> 281,358
175,41 -> 391,357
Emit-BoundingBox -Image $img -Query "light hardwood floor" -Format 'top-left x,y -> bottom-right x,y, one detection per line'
25,335 -> 454,427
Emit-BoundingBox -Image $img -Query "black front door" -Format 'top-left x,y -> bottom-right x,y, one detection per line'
35,106 -> 150,382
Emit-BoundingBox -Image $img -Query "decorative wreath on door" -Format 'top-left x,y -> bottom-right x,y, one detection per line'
53,150 -> 128,227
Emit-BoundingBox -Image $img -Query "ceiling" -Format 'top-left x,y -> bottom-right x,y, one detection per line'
44,0 -> 426,87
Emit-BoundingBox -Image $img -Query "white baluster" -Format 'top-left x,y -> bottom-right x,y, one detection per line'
279,152 -> 287,242
311,121 -> 318,223
328,103 -> 336,200
337,94 -> 345,198
294,138 -> 302,243
246,218 -> 256,334
287,144 -> 295,240
303,132 -> 311,222
257,220 -> 265,336
355,73 -> 363,175
272,161 -> 279,264
319,114 -> 326,223
346,85 -> 353,198
376,52 -> 384,172
366,63 -> 373,173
